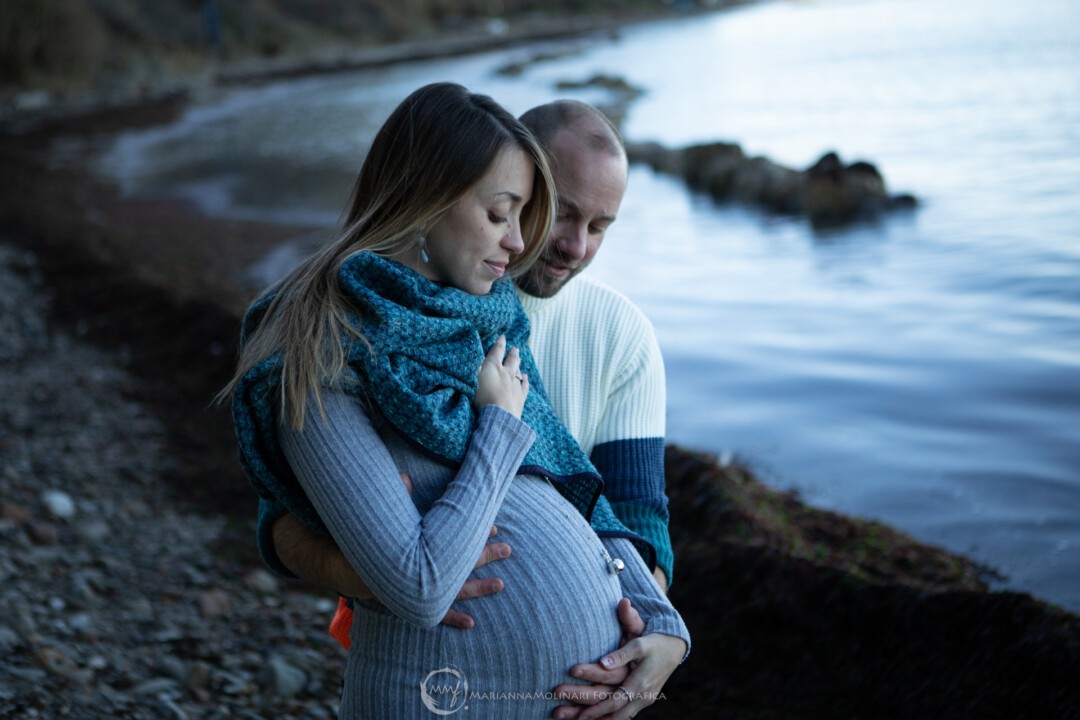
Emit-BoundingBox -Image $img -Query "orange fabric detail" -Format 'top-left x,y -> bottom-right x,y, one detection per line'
328,596 -> 354,650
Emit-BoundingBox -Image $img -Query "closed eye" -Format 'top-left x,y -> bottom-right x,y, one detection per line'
489,211 -> 508,223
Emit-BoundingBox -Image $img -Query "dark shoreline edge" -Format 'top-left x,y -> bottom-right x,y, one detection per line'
3,37 -> 1079,720
1,3 -> 746,134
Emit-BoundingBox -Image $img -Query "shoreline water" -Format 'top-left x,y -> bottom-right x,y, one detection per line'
3,10 -> 1080,716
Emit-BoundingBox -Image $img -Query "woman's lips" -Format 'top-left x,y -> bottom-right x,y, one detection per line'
484,261 -> 507,278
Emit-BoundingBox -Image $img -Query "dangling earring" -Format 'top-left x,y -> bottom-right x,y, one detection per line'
418,235 -> 430,264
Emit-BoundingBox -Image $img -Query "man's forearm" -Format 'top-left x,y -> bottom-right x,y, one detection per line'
652,566 -> 668,594
272,512 -> 374,598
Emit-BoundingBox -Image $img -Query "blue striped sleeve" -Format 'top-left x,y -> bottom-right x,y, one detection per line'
591,437 -> 675,585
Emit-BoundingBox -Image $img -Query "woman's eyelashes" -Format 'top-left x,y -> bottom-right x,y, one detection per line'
488,210 -> 508,224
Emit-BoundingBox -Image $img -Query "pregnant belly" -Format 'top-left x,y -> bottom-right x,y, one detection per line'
341,474 -> 630,716
461,477 -> 626,661
345,477 -> 624,717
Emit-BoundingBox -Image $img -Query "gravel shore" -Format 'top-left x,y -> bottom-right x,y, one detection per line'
0,240 -> 348,719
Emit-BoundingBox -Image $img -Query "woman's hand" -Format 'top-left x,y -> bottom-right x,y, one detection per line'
475,335 -> 529,418
553,599 -> 686,720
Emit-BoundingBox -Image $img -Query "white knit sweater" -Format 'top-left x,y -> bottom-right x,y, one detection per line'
519,274 -> 673,581
518,274 -> 666,453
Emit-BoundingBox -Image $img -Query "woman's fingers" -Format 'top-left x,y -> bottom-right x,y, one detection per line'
553,683 -> 615,706
552,704 -> 583,719
474,336 -> 528,417
577,686 -> 635,720
503,345 -> 521,373
598,638 -> 645,672
478,335 -> 505,377
485,334 -> 507,362
495,342 -> 525,390
568,662 -> 631,686
583,634 -> 685,720
563,683 -> 648,720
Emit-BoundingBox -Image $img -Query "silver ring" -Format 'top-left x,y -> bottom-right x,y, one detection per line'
617,686 -> 632,701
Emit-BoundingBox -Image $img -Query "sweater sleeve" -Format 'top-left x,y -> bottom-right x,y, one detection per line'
279,391 -> 535,628
604,537 -> 690,663
592,312 -> 675,585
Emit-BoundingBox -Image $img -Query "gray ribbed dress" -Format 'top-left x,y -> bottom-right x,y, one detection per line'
280,392 -> 689,719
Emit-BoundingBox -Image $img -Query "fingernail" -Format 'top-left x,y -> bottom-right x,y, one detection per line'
572,668 -> 584,679
601,656 -> 613,668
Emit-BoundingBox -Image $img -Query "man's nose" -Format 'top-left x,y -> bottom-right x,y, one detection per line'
555,224 -> 588,262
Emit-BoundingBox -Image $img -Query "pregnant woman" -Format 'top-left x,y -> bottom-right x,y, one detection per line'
224,83 -> 689,718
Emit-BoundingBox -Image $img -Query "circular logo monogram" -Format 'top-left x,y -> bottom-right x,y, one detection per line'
419,666 -> 468,715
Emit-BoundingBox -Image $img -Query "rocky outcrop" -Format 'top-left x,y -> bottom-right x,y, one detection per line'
629,141 -> 917,227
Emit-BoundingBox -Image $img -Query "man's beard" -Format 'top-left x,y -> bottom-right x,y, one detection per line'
517,252 -> 580,298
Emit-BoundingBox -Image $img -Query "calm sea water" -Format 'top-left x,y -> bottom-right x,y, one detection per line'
100,0 -> 1080,610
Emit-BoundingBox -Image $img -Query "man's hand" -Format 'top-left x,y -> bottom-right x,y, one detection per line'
552,599 -> 641,718
444,525 -> 510,629
273,473 -> 511,629
552,599 -> 685,719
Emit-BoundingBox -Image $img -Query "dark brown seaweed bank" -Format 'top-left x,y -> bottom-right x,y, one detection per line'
660,447 -> 1080,719
629,141 -> 918,228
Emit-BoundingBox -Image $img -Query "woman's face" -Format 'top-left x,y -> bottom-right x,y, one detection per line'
421,146 -> 534,295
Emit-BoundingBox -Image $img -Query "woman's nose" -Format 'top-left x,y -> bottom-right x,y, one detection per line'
503,223 -> 525,254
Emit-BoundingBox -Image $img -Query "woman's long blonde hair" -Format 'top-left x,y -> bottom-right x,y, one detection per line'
218,83 -> 556,429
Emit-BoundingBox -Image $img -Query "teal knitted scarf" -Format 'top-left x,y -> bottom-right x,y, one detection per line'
233,252 -> 652,565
